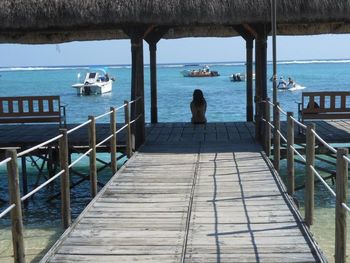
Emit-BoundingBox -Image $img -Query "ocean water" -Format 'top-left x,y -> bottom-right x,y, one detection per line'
0,60 -> 350,262
2,59 -> 350,124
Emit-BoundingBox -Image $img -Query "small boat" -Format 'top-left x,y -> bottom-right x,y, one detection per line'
277,77 -> 305,91
278,82 -> 305,91
230,73 -> 245,82
181,66 -> 220,77
229,73 -> 255,82
72,69 -> 115,95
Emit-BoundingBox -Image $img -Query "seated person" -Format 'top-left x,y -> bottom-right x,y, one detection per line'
307,101 -> 320,109
190,89 -> 207,124
277,77 -> 287,88
288,77 -> 295,87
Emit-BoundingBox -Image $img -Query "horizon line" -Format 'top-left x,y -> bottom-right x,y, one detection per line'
1,58 -> 350,69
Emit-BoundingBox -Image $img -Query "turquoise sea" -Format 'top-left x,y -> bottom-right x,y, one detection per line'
2,59 -> 350,123
1,60 -> 350,262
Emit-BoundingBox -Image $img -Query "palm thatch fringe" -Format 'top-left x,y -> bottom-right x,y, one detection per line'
0,0 -> 349,43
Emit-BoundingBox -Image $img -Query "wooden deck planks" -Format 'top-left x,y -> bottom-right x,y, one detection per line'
41,145 -> 199,263
39,123 -> 324,263
184,146 -> 318,262
2,120 -> 350,150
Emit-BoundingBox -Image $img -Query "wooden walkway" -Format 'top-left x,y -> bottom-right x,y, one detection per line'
41,123 -> 324,263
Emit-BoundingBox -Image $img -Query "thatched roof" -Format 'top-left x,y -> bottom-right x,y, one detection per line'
0,0 -> 349,43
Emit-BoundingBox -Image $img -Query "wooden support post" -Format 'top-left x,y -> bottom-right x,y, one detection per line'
124,101 -> 132,158
145,27 -> 168,124
149,42 -> 158,123
6,149 -> 25,263
88,116 -> 97,197
264,98 -> 271,156
335,148 -> 348,263
110,107 -> 117,174
253,24 -> 269,138
259,35 -> 268,101
255,97 -> 261,141
305,123 -> 315,227
20,156 -> 28,206
246,39 -> 254,122
233,25 -> 255,122
59,129 -> 71,229
271,0 -> 278,106
254,35 -> 261,138
47,146 -> 54,178
287,112 -> 295,196
273,102 -> 281,171
128,31 -> 145,149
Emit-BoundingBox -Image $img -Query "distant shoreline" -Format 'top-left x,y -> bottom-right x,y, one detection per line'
1,58 -> 350,72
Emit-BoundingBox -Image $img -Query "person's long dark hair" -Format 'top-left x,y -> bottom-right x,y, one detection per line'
192,89 -> 206,107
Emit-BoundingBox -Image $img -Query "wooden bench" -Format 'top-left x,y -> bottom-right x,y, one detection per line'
0,96 -> 66,126
299,91 -> 350,122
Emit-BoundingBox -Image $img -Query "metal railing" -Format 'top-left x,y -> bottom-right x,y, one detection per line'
261,98 -> 349,263
0,98 -> 142,263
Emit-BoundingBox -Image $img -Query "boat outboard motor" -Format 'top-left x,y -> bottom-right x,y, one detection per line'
84,86 -> 91,95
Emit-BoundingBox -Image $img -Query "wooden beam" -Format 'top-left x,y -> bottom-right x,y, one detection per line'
242,23 -> 258,39
145,27 -> 169,124
144,26 -> 169,45
233,25 -> 255,41
234,25 -> 255,122
123,26 -> 153,149
248,23 -> 270,140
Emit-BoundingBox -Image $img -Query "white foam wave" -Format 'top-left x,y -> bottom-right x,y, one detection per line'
162,64 -> 186,68
1,59 -> 349,72
274,59 -> 350,65
108,65 -> 131,69
0,66 -> 90,72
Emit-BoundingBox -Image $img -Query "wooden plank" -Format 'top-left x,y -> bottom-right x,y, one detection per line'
8,99 -> 14,113
18,98 -> 24,113
0,123 -> 330,262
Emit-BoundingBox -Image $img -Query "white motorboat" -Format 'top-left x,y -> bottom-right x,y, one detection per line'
72,70 -> 115,95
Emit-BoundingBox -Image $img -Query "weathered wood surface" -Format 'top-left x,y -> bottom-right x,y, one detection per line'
2,120 -> 350,149
0,96 -> 65,125
0,123 -> 129,148
40,122 -> 323,263
280,119 -> 350,143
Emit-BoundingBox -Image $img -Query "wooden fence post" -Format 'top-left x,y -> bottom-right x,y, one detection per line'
59,129 -> 71,229
264,98 -> 271,156
6,149 -> 25,263
287,112 -> 295,196
88,116 -> 97,197
305,123 -> 315,227
335,148 -> 348,263
273,102 -> 280,171
124,101 -> 132,158
110,107 -> 117,174
20,156 -> 28,207
255,96 -> 261,141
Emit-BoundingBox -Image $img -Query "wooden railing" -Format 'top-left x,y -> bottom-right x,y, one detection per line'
0,98 -> 142,263
261,98 -> 349,263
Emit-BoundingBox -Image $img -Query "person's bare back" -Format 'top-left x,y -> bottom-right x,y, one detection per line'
190,89 -> 207,124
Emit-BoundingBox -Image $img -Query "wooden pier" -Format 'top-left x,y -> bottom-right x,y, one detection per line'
40,122 -> 324,263
0,123 -> 128,151
1,120 -> 350,151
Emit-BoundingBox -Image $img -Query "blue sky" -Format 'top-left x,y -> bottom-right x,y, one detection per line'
0,34 -> 349,67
